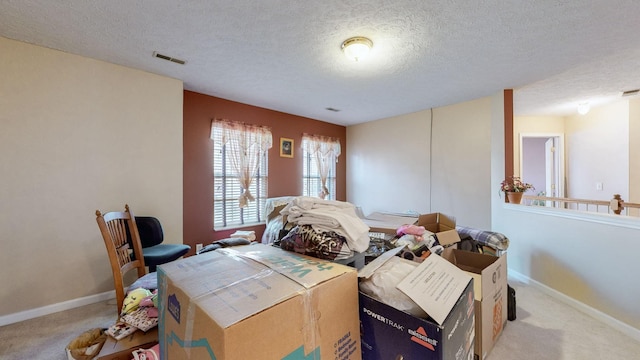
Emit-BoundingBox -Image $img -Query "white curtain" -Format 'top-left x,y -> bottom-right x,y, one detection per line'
211,119 -> 272,207
302,133 -> 341,199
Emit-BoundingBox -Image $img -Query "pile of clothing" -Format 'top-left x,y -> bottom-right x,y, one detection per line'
104,288 -> 159,341
278,196 -> 370,260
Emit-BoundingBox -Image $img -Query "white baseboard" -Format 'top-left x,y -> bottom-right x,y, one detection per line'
0,290 -> 115,327
509,269 -> 640,343
4,271 -> 640,344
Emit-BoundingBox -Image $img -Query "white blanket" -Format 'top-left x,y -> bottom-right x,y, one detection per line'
281,197 -> 370,253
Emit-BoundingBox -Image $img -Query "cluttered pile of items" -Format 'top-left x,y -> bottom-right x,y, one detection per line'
356,211 -> 512,360
66,287 -> 160,360
71,197 -> 514,359
158,197 -> 513,359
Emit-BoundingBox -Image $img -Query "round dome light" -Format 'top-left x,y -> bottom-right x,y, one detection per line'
341,37 -> 373,62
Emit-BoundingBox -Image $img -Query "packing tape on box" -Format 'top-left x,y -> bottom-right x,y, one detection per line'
298,287 -> 319,355
165,247 -> 330,359
183,300 -> 197,358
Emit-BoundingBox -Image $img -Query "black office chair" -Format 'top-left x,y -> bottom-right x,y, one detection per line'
133,216 -> 191,272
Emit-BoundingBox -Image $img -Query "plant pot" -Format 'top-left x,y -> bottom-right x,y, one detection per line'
506,191 -> 523,204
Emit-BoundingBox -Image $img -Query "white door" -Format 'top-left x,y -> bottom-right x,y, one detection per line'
545,137 -> 556,197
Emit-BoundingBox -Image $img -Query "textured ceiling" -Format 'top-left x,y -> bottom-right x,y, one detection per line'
2,1 -> 640,126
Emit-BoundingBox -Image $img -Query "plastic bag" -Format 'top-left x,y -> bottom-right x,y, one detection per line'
359,256 -> 428,318
66,328 -> 107,360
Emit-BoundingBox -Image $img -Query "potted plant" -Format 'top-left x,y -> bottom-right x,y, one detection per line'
500,176 -> 534,204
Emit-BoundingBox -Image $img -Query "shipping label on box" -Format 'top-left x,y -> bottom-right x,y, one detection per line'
443,249 -> 508,360
158,244 -> 361,360
397,254 -> 473,325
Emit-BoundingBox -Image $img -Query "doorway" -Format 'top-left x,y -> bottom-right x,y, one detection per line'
520,133 -> 565,200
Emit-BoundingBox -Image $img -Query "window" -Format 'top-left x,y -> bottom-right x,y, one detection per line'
211,120 -> 272,229
301,134 -> 341,200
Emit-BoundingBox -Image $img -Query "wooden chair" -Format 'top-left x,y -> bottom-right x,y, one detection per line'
96,204 -> 156,316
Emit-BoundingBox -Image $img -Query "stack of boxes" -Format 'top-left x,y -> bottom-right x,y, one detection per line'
156,212 -> 508,360
360,213 -> 507,360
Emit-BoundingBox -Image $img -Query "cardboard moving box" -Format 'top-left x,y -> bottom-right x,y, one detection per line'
359,249 -> 475,360
363,212 -> 461,247
158,244 -> 361,360
443,249 -> 508,360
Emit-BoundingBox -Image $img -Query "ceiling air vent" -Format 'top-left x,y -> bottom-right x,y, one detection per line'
621,89 -> 639,97
153,52 -> 186,65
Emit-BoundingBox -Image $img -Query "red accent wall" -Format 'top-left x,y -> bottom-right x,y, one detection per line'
183,91 -> 347,252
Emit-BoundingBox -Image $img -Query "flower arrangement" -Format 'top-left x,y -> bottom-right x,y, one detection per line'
500,176 -> 534,193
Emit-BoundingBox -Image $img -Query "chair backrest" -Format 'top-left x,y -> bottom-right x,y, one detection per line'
96,204 -> 147,315
134,216 -> 164,248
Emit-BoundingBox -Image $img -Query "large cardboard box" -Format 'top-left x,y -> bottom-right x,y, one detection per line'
443,249 -> 508,360
363,212 -> 460,247
359,250 -> 475,360
158,244 -> 361,360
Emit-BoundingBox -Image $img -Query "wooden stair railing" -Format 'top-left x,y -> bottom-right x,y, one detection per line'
521,194 -> 640,217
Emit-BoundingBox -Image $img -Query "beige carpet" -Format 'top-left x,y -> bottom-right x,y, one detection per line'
1,279 -> 639,359
0,299 -> 116,360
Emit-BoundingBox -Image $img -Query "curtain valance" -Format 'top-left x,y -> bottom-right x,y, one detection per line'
211,119 -> 272,207
301,133 -> 341,160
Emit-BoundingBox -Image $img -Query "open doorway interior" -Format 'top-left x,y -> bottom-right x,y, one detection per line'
520,134 -> 565,200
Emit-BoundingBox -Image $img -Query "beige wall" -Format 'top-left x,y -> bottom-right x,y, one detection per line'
495,207 -> 640,335
347,96 -> 493,233
565,101 -> 629,200
0,37 -> 183,318
346,111 -> 431,215
430,97 -> 492,228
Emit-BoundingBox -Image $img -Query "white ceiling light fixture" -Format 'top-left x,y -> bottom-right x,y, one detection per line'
341,36 -> 373,62
577,102 -> 590,115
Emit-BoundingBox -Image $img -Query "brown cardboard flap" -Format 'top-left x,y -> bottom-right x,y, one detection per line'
436,229 -> 461,246
451,248 -> 499,268
418,213 -> 456,232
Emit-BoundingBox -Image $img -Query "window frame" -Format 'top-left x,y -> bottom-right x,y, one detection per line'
301,137 -> 338,200
211,122 -> 270,230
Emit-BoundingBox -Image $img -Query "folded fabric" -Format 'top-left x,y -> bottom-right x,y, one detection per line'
281,196 -> 370,252
280,225 -> 353,261
455,225 -> 510,251
122,307 -> 158,332
105,321 -> 137,340
146,307 -> 159,318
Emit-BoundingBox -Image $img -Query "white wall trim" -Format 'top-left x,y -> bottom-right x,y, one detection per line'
0,291 -> 115,327
509,269 -> 640,343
